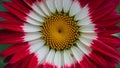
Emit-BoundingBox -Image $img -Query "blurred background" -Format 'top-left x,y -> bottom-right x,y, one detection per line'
0,0 -> 120,68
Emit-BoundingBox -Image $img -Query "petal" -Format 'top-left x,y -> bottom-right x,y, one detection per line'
24,32 -> 42,42
63,50 -> 74,68
63,0 -> 72,13
54,51 -> 62,68
44,49 -> 55,68
45,0 -> 56,13
54,0 -> 63,12
35,46 -> 49,64
71,46 -> 84,62
79,24 -> 96,33
74,5 -> 89,21
37,1 -> 51,16
77,16 -> 92,26
29,39 -> 45,53
0,30 -> 24,44
69,0 -> 82,16
22,23 -> 41,32
76,41 -> 92,55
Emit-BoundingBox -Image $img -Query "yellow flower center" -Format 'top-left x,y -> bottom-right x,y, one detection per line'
42,13 -> 79,50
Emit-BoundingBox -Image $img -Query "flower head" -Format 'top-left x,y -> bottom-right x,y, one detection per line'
0,0 -> 120,68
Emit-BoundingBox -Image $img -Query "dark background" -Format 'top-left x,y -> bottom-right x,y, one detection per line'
0,0 -> 120,68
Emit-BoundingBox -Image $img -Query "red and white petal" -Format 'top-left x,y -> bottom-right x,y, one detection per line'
36,46 -> 50,64
44,49 -> 55,68
0,30 -> 24,44
76,41 -> 92,55
24,0 -> 46,17
74,5 -> 89,21
29,39 -> 45,53
24,32 -> 42,42
27,11 -> 45,23
63,50 -> 74,68
54,51 -> 62,68
37,1 -> 51,17
22,23 -> 41,32
71,46 -> 84,62
80,24 -> 96,33
45,0 -> 56,13
54,0 -> 63,12
69,0 -> 82,16
63,0 -> 72,13
77,16 -> 92,26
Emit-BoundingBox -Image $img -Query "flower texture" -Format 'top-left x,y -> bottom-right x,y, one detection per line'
0,0 -> 120,68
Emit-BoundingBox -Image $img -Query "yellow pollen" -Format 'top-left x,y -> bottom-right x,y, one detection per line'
41,13 -> 79,50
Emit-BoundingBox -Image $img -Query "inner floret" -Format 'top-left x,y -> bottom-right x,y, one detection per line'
42,13 -> 79,50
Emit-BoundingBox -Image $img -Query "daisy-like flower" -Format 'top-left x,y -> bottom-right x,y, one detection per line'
0,0 -> 120,68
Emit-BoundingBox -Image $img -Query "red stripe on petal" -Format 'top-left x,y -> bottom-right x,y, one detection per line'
78,0 -> 88,7
38,64 -> 43,68
0,21 -> 24,32
2,2 -> 26,21
88,0 -> 105,12
64,63 -> 76,68
23,0 -> 36,6
90,1 -> 115,22
89,51 -> 107,68
98,36 -> 120,48
80,56 -> 97,68
0,30 -> 24,44
12,0 -> 31,13
10,45 -> 30,64
91,40 -> 120,63
28,54 -> 38,68
0,12 -> 23,22
0,42 -> 28,57
44,63 -> 53,68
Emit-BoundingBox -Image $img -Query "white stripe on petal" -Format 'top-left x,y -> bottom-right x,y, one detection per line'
54,51 -> 62,68
76,41 -> 92,55
81,33 -> 97,39
54,0 -> 63,12
74,5 -> 89,21
32,3 -> 46,17
63,50 -> 74,67
78,37 -> 93,47
22,23 -> 41,32
80,24 -> 96,33
36,46 -> 50,64
29,39 -> 45,53
28,11 -> 44,23
71,46 -> 84,62
24,32 -> 42,41
45,0 -> 56,13
77,16 -> 92,26
69,0 -> 82,16
38,1 -> 51,16
26,17 -> 41,25
63,0 -> 72,13
45,49 -> 55,64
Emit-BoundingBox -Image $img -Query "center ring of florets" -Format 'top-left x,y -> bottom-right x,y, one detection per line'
41,13 -> 80,50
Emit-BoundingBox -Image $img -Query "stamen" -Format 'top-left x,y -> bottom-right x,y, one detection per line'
42,13 -> 79,50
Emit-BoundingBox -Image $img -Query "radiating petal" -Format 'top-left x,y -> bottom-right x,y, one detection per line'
44,49 -> 55,68
69,0 -> 82,16
54,0 -> 63,12
36,46 -> 49,64
45,0 -> 56,13
24,32 -> 42,42
37,1 -> 51,16
63,0 -> 72,13
54,51 -> 62,68
71,46 -> 84,62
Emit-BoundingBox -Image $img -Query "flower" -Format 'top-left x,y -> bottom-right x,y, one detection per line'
0,0 -> 120,68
